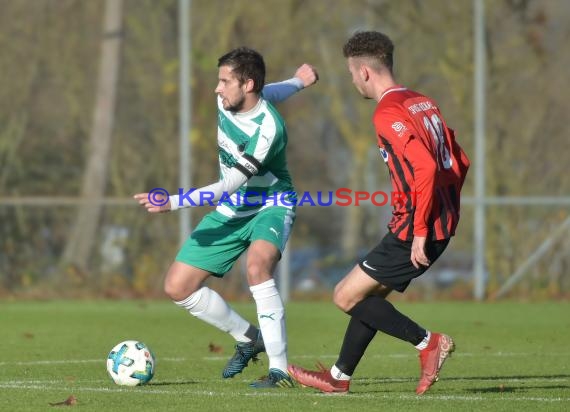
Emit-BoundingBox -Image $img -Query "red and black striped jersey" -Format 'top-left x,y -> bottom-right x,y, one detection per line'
373,86 -> 470,241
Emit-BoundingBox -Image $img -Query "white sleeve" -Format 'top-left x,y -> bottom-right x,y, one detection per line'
169,164 -> 254,210
261,77 -> 304,104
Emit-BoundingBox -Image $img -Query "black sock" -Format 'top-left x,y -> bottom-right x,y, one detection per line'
348,295 -> 427,345
244,324 -> 259,341
335,316 -> 376,376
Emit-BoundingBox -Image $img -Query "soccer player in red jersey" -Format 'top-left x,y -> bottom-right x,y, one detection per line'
288,31 -> 470,395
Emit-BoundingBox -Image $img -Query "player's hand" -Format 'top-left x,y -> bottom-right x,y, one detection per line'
133,193 -> 172,213
294,63 -> 319,88
411,236 -> 430,269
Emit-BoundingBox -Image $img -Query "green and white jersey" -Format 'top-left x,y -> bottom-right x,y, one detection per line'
215,95 -> 296,219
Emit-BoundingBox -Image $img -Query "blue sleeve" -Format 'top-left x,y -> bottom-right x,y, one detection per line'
261,78 -> 304,104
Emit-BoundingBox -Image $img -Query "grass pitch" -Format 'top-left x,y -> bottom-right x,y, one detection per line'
0,300 -> 568,411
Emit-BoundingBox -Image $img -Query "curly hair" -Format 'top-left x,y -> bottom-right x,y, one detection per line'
342,31 -> 394,72
218,47 -> 266,94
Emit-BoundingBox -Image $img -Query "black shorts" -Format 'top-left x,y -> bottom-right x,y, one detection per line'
358,232 -> 450,293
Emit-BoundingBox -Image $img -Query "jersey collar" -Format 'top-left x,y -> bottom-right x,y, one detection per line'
379,85 -> 407,103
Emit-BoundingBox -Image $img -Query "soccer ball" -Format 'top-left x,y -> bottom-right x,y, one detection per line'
106,340 -> 155,386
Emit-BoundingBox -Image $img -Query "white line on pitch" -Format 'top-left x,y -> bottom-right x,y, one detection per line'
2,375 -> 567,386
0,382 -> 568,403
0,352 -> 567,366
0,357 -> 185,366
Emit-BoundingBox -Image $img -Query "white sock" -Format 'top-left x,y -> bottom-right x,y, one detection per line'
415,331 -> 431,351
250,279 -> 287,372
174,287 -> 252,342
330,364 -> 351,381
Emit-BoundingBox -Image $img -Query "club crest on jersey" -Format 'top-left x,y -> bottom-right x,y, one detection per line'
379,147 -> 389,163
391,121 -> 407,137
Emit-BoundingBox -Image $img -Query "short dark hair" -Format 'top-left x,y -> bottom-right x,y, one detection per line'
217,47 -> 266,94
342,31 -> 394,71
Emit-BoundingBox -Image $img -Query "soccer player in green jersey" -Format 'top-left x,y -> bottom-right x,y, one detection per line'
134,47 -> 318,388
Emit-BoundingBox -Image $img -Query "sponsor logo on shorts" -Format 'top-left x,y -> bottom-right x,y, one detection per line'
362,260 -> 378,272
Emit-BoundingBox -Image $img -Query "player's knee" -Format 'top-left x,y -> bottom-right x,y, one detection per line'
163,279 -> 181,301
333,285 -> 354,312
164,276 -> 194,302
246,261 -> 272,286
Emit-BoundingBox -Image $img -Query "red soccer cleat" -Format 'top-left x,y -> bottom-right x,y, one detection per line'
287,362 -> 350,394
416,333 -> 455,395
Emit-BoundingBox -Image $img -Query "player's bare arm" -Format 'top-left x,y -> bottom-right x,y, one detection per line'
411,235 -> 430,269
403,137 -> 437,268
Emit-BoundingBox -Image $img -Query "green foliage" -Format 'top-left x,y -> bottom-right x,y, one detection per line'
0,0 -> 569,296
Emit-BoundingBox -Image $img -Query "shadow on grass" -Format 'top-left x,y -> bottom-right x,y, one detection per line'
465,384 -> 569,394
355,374 -> 570,394
449,374 -> 570,381
356,374 -> 570,384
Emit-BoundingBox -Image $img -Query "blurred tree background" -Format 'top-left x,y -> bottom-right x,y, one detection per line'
0,0 -> 568,299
